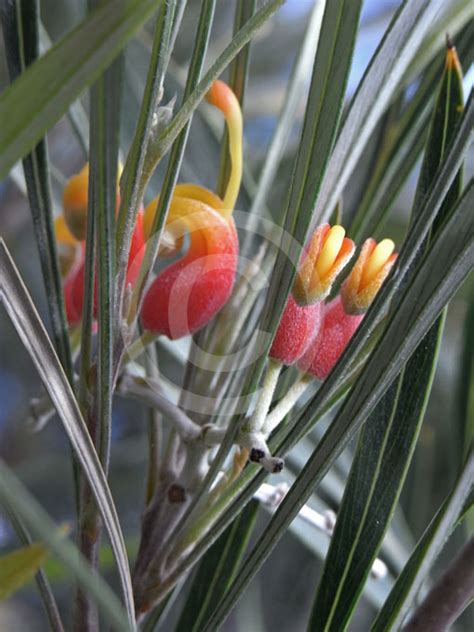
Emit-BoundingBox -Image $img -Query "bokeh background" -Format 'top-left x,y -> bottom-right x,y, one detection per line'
1,1 -> 473,630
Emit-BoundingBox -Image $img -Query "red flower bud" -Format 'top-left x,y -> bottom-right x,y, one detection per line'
141,80 -> 242,339
299,237 -> 397,379
140,197 -> 238,339
270,224 -> 354,365
269,296 -> 323,365
297,295 -> 363,379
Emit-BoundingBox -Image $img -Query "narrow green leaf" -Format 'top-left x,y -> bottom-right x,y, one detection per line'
371,453 -> 474,631
312,0 -> 450,229
308,42 -> 465,632
0,0 -> 165,179
0,542 -> 48,601
0,0 -> 73,381
241,0 -> 325,254
308,329 -> 441,631
202,177 -> 474,630
0,240 -> 135,627
411,43 -> 465,233
176,501 -> 259,632
93,54 -> 123,468
0,461 -> 132,632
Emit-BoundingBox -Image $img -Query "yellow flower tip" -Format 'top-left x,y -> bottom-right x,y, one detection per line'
293,223 -> 355,305
342,237 -> 397,314
315,225 -> 346,278
206,80 -> 243,214
360,238 -> 395,288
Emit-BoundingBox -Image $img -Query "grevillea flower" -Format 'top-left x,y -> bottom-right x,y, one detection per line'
140,80 -> 242,339
270,224 -> 355,365
55,164 -> 146,324
298,237 -> 397,379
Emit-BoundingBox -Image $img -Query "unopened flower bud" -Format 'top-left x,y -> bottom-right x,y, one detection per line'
341,238 -> 396,315
293,224 -> 355,305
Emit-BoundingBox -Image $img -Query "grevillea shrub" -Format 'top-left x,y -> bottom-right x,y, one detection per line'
0,3 -> 472,632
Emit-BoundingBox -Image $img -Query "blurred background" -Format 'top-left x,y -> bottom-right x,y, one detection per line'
0,0 -> 473,629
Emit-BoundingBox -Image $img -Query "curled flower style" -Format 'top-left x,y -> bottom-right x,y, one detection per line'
299,237 -> 397,379
55,163 -> 145,324
140,80 -> 242,339
270,224 -> 355,365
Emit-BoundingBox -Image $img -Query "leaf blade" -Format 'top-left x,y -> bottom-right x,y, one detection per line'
0,542 -> 48,601
0,0 -> 165,179
0,240 -> 135,627
0,0 -> 73,380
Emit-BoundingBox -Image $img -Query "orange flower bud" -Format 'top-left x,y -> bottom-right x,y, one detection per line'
341,238 -> 397,315
293,224 -> 355,305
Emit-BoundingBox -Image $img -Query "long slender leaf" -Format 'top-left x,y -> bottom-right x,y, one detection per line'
308,329 -> 442,631
0,0 -> 73,381
202,176 -> 474,630
240,0 -> 326,254
311,0 -> 451,229
0,461 -> 132,632
176,501 -> 259,632
371,452 -> 474,631
73,40 -> 124,632
94,54 -> 123,470
0,240 -> 135,627
0,0 -> 166,179
308,42 -> 465,631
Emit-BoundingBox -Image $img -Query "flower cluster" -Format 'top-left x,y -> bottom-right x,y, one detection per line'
268,225 -> 396,380
55,79 -> 396,381
296,235 -> 397,379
